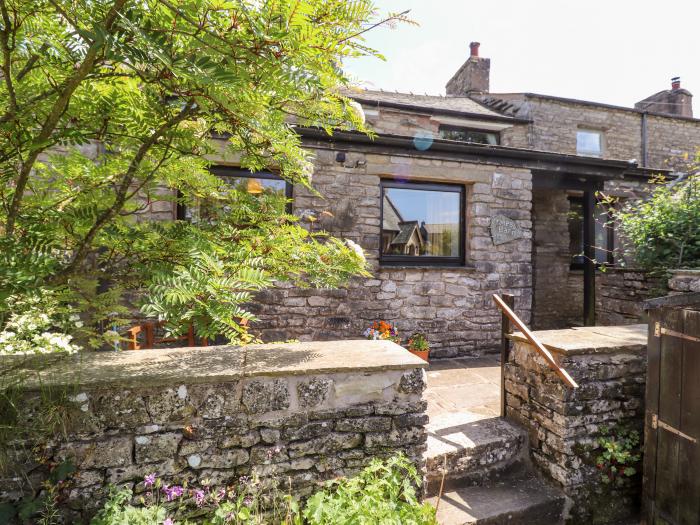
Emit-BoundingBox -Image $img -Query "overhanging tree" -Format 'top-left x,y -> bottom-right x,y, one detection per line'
0,0 -> 406,351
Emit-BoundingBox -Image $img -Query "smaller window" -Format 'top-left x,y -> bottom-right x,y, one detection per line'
439,126 -> 499,145
178,167 -> 292,220
576,129 -> 603,157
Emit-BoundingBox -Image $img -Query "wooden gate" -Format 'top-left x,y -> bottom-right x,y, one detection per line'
643,297 -> 700,525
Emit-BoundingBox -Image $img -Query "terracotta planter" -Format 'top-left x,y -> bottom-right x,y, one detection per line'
408,348 -> 430,362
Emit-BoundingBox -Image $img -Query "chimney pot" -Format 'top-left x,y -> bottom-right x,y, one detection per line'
469,42 -> 480,58
672,76 -> 681,90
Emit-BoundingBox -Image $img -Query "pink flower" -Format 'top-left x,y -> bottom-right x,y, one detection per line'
162,484 -> 184,502
193,489 -> 206,506
163,519 -> 174,525
144,473 -> 156,487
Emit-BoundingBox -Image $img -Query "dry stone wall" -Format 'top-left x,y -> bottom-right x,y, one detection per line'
1,341 -> 428,522
595,269 -> 664,325
504,327 -> 647,524
667,269 -> 700,293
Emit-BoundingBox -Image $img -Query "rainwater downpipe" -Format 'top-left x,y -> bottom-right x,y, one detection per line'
641,111 -> 649,167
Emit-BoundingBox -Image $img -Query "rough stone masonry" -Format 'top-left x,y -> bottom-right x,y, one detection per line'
0,340 -> 428,522
504,324 -> 647,524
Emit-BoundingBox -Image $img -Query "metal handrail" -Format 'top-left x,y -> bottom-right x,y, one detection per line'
493,294 -> 579,389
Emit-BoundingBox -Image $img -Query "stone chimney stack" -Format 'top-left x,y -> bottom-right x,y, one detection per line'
634,77 -> 693,118
446,41 -> 490,96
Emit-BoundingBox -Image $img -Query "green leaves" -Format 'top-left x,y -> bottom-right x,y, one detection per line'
303,454 -> 437,525
0,0 -> 387,348
594,425 -> 642,488
612,168 -> 700,270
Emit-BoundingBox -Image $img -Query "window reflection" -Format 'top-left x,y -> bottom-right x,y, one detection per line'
180,169 -> 290,221
568,196 -> 614,267
576,130 -> 603,157
381,183 -> 463,262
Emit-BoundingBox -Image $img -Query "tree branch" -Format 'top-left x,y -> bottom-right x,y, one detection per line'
4,0 -> 128,237
53,102 -> 197,280
0,0 -> 19,114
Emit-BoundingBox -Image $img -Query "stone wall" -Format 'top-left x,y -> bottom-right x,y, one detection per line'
667,269 -> 700,293
249,146 -> 534,358
1,340 -> 428,522
646,114 -> 700,170
478,93 -> 700,171
138,138 -> 534,358
504,325 -> 647,524
531,189 -> 582,329
596,268 -> 664,325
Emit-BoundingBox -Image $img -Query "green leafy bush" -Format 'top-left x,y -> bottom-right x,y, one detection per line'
303,454 -> 437,525
88,455 -> 435,525
595,426 -> 641,487
613,171 -> 700,270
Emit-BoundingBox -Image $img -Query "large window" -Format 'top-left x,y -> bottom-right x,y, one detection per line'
568,196 -> 614,268
438,125 -> 499,145
380,180 -> 465,266
576,129 -> 603,157
178,167 -> 291,220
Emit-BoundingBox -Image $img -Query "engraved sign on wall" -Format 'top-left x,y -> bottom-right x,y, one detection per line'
490,214 -> 524,245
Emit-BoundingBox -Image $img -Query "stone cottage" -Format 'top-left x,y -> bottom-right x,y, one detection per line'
162,42 -> 700,358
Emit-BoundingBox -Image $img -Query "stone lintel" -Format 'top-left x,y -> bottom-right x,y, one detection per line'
3,340 -> 426,390
507,324 -> 647,356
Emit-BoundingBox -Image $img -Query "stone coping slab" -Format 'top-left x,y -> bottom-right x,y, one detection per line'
1,339 -> 426,390
507,324 -> 647,356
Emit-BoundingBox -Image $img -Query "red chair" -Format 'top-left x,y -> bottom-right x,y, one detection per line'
124,321 -> 208,350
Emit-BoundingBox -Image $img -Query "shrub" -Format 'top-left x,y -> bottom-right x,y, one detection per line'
613,171 -> 700,270
303,454 -> 437,525
594,425 -> 642,487
88,455 -> 435,524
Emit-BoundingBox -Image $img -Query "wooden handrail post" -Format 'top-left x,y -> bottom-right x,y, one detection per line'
493,294 -> 579,389
500,293 -> 515,417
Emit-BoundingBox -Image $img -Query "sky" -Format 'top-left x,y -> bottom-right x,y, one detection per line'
344,0 -> 700,113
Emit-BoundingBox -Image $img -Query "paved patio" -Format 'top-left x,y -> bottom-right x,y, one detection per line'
425,356 -> 501,421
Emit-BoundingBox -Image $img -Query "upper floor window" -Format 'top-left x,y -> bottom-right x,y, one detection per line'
381,180 -> 465,266
576,129 -> 603,157
438,125 -> 499,145
177,167 -> 291,220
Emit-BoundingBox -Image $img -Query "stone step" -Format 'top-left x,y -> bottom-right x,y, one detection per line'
428,471 -> 566,525
424,411 -> 526,496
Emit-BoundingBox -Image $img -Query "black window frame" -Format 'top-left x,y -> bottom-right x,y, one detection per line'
438,125 -> 501,145
177,166 -> 293,220
380,179 -> 466,267
568,195 -> 615,270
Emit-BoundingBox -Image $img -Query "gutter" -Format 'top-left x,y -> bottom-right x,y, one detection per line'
296,128 -> 670,178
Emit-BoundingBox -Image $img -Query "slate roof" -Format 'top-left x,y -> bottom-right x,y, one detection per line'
349,89 -> 512,120
479,92 -> 700,123
391,221 -> 422,246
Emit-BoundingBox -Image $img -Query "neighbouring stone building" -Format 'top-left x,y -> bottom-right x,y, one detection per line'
143,42 -> 699,358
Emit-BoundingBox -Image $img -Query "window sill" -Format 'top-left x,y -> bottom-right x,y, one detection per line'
379,264 -> 477,272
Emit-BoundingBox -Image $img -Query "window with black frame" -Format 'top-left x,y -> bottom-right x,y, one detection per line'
568,195 -> 615,268
380,180 -> 465,266
177,167 -> 292,220
438,125 -> 500,145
